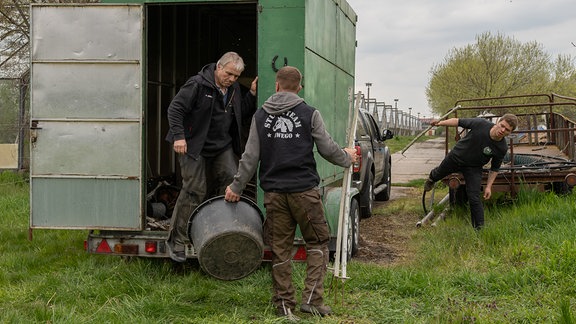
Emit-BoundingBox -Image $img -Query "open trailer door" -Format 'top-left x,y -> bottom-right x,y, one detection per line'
30,4 -> 144,230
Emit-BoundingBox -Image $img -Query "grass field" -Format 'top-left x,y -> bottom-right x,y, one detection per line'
385,134 -> 436,154
2,153 -> 576,322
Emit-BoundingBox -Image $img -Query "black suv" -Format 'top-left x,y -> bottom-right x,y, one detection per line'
353,108 -> 394,218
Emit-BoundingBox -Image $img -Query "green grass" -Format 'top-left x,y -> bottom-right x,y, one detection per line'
2,170 -> 576,323
386,135 -> 437,154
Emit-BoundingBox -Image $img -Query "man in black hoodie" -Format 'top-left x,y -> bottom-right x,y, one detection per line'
165,52 -> 257,262
225,66 -> 357,319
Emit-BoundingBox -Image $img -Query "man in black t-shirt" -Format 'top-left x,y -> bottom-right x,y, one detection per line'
425,114 -> 517,229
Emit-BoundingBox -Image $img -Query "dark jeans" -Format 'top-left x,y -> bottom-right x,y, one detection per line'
169,148 -> 237,248
429,155 -> 484,229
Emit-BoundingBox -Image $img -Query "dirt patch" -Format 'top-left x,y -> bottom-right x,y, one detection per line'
354,186 -> 422,265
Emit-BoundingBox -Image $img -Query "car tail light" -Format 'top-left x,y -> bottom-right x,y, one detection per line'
353,145 -> 361,173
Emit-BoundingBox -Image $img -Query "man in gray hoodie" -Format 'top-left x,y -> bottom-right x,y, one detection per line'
225,66 -> 357,319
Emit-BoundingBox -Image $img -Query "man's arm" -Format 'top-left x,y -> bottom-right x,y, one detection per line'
432,118 -> 459,127
167,79 -> 199,154
225,117 -> 260,202
249,76 -> 258,96
311,110 -> 354,167
484,148 -> 505,200
167,79 -> 198,141
240,77 -> 258,120
483,170 -> 498,200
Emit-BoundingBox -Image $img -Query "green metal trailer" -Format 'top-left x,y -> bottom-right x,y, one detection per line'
29,0 -> 359,280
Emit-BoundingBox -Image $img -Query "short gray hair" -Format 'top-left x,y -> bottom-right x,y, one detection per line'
217,52 -> 245,72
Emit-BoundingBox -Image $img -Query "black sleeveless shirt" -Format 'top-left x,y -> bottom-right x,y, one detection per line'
255,102 -> 320,192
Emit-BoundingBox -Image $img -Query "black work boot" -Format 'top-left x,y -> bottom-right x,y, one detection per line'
424,178 -> 435,192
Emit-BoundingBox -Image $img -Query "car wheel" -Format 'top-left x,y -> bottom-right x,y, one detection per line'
375,160 -> 391,201
346,198 -> 360,260
359,172 -> 374,218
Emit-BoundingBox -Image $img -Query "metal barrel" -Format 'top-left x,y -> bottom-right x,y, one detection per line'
187,196 -> 264,281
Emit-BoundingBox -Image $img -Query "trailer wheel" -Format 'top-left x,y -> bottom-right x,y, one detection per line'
347,198 -> 360,260
552,182 -> 572,195
449,186 -> 467,206
422,185 -> 441,214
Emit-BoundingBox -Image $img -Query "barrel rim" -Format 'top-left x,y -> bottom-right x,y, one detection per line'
189,195 -> 263,222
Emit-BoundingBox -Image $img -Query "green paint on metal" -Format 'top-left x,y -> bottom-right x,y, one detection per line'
35,0 -> 359,235
323,186 -> 359,236
31,178 -> 141,229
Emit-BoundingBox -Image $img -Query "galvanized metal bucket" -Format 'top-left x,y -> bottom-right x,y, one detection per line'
187,196 -> 264,280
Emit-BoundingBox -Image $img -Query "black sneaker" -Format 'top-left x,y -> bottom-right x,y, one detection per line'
166,241 -> 186,262
300,304 -> 332,317
424,178 -> 435,192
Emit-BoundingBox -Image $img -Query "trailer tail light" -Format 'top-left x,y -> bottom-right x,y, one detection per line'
114,244 -> 138,254
565,173 -> 576,187
263,249 -> 272,261
262,246 -> 307,261
145,241 -> 158,254
353,145 -> 361,173
95,239 -> 112,253
292,246 -> 307,261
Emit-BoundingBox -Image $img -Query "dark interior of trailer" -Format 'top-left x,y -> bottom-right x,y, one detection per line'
144,2 -> 258,220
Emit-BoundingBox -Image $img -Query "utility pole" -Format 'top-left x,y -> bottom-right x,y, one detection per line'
394,98 -> 399,134
365,83 -> 372,112
408,107 -> 412,135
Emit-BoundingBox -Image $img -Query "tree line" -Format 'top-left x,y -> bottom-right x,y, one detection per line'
426,32 -> 576,119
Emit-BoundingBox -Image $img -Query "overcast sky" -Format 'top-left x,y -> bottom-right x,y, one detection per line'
347,0 -> 576,118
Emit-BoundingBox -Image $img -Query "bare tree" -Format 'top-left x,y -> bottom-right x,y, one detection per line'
0,0 -> 30,77
0,0 -> 98,78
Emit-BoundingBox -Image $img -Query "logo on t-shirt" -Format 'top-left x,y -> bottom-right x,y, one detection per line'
265,111 -> 302,139
482,146 -> 493,156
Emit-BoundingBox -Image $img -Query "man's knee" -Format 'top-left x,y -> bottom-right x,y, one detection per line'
306,244 -> 328,265
467,192 -> 482,206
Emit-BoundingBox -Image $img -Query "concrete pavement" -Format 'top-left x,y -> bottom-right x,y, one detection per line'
391,137 -> 446,184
